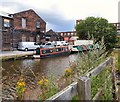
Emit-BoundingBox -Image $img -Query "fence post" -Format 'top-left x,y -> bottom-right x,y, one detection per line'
77,76 -> 91,100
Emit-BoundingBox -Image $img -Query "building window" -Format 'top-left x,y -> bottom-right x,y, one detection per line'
4,19 -> 10,27
36,21 -> 40,28
3,34 -> 10,43
30,37 -> 34,42
61,33 -> 63,36
22,18 -> 26,28
22,35 -> 26,42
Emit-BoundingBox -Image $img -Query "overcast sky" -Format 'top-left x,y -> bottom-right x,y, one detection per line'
0,0 -> 119,32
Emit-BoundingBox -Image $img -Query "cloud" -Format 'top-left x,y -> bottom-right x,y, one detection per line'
0,0 -> 75,31
37,10 -> 75,31
0,0 -> 119,31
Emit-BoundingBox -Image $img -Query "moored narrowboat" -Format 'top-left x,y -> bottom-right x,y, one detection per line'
33,46 -> 71,59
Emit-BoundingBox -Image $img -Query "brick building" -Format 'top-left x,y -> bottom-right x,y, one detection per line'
57,31 -> 77,42
0,9 -> 46,50
0,12 -> 13,51
11,9 -> 46,48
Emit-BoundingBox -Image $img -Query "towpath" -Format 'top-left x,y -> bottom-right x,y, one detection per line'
0,51 -> 35,61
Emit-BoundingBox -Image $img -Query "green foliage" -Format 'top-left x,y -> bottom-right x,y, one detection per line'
75,38 -> 107,76
115,37 -> 120,48
38,75 -> 58,100
111,50 -> 120,72
118,51 -> 120,71
76,17 -> 117,50
91,68 -> 112,100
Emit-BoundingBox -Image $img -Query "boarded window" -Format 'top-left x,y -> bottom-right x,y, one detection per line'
3,34 -> 10,43
30,37 -> 34,42
22,18 -> 26,28
4,19 -> 10,27
22,35 -> 26,42
36,21 -> 40,28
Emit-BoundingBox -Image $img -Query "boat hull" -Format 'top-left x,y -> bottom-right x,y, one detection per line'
33,46 -> 71,59
40,51 -> 70,58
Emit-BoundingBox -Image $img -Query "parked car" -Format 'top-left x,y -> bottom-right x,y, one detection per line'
61,41 -> 69,46
17,42 -> 40,51
40,42 -> 55,48
54,41 -> 69,46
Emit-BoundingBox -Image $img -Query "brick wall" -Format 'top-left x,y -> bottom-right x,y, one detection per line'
12,9 -> 46,48
13,9 -> 46,33
2,17 -> 13,51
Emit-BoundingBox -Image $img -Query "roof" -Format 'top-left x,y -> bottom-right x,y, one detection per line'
47,29 -> 62,36
0,11 -> 13,18
69,36 -> 79,40
12,9 -> 46,24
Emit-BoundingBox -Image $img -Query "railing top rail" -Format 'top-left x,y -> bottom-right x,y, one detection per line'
47,82 -> 78,101
86,57 -> 113,78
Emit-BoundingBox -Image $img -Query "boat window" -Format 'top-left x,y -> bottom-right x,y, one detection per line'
73,46 -> 78,48
63,47 -> 68,51
42,49 -> 52,54
50,49 -> 53,52
56,48 -> 62,52
42,50 -> 46,54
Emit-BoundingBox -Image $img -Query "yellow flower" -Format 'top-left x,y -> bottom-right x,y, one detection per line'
21,88 -> 26,93
65,67 -> 72,73
38,78 -> 49,87
64,67 -> 73,77
38,79 -> 44,85
16,78 -> 26,98
17,81 -> 26,87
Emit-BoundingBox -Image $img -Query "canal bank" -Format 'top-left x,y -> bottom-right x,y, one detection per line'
0,51 -> 35,61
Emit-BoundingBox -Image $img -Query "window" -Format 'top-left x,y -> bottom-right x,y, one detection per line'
22,18 -> 26,28
30,37 -> 34,42
56,48 -> 62,52
71,33 -> 73,35
4,34 -> 10,43
36,21 -> 40,28
4,19 -> 10,27
22,35 -> 26,42
46,43 -> 51,45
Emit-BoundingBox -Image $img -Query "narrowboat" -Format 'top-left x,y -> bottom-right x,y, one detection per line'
33,46 -> 71,59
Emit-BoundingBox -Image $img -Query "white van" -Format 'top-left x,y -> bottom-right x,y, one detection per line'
18,42 -> 40,51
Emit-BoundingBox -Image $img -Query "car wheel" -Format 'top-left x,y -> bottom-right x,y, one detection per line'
25,48 -> 28,51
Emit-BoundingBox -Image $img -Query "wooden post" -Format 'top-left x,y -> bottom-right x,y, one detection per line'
77,76 -> 91,100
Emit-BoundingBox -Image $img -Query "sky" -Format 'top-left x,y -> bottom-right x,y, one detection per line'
0,0 -> 119,32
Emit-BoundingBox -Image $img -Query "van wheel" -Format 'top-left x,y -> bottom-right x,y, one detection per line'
25,48 -> 28,51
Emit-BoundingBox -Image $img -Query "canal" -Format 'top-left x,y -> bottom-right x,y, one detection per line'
2,53 -> 79,100
2,53 -> 79,78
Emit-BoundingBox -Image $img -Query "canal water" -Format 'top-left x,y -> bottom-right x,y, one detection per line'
2,53 -> 79,79
2,53 -> 81,100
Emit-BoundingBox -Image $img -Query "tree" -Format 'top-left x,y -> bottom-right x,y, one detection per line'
76,17 -> 117,50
